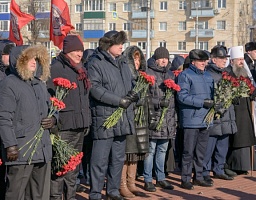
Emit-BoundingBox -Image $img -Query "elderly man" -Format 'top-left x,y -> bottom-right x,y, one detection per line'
177,49 -> 214,190
225,46 -> 256,175
202,46 -> 237,185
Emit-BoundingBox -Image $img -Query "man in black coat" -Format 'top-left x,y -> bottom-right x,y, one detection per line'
87,31 -> 138,200
244,42 -> 256,81
48,34 -> 91,200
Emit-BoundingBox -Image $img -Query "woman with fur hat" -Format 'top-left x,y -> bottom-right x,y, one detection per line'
118,46 -> 157,198
0,45 -> 55,199
87,31 -> 138,200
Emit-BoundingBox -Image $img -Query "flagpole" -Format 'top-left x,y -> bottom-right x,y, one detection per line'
49,41 -> 52,63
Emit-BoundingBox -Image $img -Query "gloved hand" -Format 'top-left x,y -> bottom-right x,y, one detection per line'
148,120 -> 158,130
250,89 -> 256,101
119,91 -> 139,109
136,98 -> 145,107
216,108 -> 226,118
232,97 -> 240,105
7,145 -> 18,161
160,98 -> 170,108
203,99 -> 214,109
126,90 -> 139,102
41,117 -> 56,129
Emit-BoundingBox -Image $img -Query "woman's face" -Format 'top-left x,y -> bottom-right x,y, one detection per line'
134,55 -> 140,70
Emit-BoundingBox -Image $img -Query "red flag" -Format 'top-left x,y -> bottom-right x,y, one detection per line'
9,0 -> 35,46
50,0 -> 75,50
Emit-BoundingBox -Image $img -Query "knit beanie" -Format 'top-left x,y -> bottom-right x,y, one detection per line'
2,43 -> 15,55
154,47 -> 169,60
63,35 -> 84,54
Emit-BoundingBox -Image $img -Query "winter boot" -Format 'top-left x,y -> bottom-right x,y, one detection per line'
119,164 -> 135,199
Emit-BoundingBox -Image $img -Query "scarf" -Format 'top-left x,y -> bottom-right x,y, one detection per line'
73,62 -> 91,89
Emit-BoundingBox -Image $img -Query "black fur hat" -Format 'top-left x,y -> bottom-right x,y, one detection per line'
210,45 -> 229,58
99,31 -> 127,51
245,42 -> 256,52
189,49 -> 209,61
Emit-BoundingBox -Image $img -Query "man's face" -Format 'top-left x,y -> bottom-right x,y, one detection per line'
27,58 -> 37,72
248,50 -> 256,60
212,57 -> 227,69
66,50 -> 83,65
108,43 -> 123,58
1,54 -> 10,66
192,59 -> 207,70
231,57 -> 244,68
155,58 -> 168,67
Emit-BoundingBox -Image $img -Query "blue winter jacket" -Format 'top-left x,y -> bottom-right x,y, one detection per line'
176,64 -> 214,128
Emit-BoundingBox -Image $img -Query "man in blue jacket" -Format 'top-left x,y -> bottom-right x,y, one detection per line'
177,49 -> 214,190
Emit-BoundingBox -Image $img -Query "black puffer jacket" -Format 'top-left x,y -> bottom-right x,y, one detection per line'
87,48 -> 135,139
48,52 -> 91,131
206,62 -> 237,136
0,45 -> 52,165
146,57 -> 176,139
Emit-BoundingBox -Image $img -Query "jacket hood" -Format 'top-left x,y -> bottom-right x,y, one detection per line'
122,46 -> 147,79
10,45 -> 50,81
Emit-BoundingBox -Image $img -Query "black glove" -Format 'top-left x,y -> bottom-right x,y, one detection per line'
7,145 -> 18,161
126,90 -> 139,102
250,89 -> 256,101
136,97 -> 145,107
232,97 -> 240,105
160,98 -> 170,108
119,91 -> 139,109
216,108 -> 226,118
148,120 -> 158,130
41,117 -> 56,129
203,99 -> 214,109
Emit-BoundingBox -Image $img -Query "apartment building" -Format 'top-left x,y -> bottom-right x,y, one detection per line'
0,0 -> 254,57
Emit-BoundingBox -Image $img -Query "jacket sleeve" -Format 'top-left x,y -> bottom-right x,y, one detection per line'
176,72 -> 204,108
88,62 -> 121,106
0,80 -> 18,148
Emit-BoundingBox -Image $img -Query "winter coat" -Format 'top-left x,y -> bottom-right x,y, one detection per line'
177,63 -> 214,128
87,48 -> 135,140
0,45 -> 52,165
48,52 -> 91,131
244,53 -> 256,82
206,63 -> 237,136
224,66 -> 256,148
146,57 -> 176,139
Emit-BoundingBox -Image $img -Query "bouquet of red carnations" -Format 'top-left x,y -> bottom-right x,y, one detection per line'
19,78 -> 77,164
103,71 -> 155,129
156,79 -> 181,131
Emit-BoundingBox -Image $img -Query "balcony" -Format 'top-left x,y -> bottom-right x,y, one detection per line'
83,30 -> 105,39
84,12 -> 105,19
131,10 -> 155,19
190,9 -> 215,18
131,30 -> 154,38
190,29 -> 214,38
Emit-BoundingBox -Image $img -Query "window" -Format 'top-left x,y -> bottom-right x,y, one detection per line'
85,0 -> 104,11
217,21 -> 226,30
198,21 -> 208,29
123,42 -> 130,51
159,41 -> 166,48
198,41 -> 208,50
217,41 -> 225,46
0,3 -> 8,12
123,23 -> 131,31
109,3 -> 116,11
84,19 -> 103,30
75,23 -> 82,31
178,1 -> 186,10
28,2 -> 50,12
178,22 -> 186,31
89,42 -> 98,49
123,2 -> 131,12
159,22 -> 167,31
160,1 -> 167,11
75,4 -> 83,12
0,21 -> 8,31
178,42 -> 186,51
218,0 -> 226,8
137,42 -> 147,51
109,23 -> 116,31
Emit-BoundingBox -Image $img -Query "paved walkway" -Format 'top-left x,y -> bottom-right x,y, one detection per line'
76,171 -> 256,200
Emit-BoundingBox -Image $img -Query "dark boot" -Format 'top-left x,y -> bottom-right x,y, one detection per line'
119,164 -> 135,199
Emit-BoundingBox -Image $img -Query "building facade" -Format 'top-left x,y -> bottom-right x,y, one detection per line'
0,0 -> 254,57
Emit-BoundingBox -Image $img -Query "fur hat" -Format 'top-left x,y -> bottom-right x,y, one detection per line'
154,47 -> 169,60
245,42 -> 256,52
189,49 -> 209,61
63,35 -> 84,54
210,45 -> 229,58
99,31 -> 127,51
2,43 -> 15,55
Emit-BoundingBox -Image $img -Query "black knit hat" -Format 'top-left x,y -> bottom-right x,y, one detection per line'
2,43 -> 15,55
154,47 -> 169,60
63,35 -> 84,54
245,42 -> 256,52
189,49 -> 209,60
99,31 -> 127,51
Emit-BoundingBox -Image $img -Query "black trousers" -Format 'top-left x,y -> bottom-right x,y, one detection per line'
5,162 -> 50,200
50,130 -> 84,200
89,135 -> 126,199
181,128 -> 209,183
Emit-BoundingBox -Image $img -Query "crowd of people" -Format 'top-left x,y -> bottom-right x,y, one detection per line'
0,30 -> 256,200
